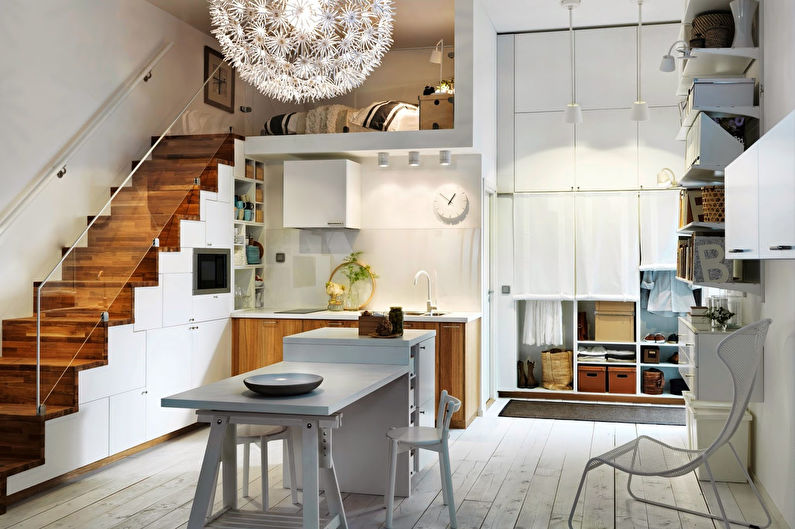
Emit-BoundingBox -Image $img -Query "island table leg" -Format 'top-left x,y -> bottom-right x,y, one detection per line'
302,420 -> 320,529
188,415 -> 229,529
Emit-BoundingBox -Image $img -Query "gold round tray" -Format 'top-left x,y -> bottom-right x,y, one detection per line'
328,261 -> 376,311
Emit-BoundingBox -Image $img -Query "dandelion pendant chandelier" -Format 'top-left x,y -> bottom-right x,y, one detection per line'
209,0 -> 395,103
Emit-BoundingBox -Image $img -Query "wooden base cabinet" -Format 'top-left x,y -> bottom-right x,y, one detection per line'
405,320 -> 480,429
232,318 -> 303,375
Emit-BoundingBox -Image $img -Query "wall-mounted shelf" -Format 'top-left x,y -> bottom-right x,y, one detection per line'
676,105 -> 761,141
677,48 -> 760,96
677,221 -> 725,234
679,164 -> 726,187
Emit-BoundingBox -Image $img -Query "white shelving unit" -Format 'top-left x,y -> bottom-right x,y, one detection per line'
233,158 -> 266,311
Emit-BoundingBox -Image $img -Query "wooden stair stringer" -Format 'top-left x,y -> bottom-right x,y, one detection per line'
0,133 -> 237,514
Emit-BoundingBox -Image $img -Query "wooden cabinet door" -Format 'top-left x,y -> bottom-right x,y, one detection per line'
276,319 -> 304,362
232,318 -> 300,374
301,319 -> 356,332
437,323 -> 466,428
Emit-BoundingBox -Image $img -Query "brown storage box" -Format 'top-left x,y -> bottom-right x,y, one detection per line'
419,94 -> 454,130
255,163 -> 264,181
608,366 -> 637,394
245,160 -> 255,180
642,368 -> 665,395
594,309 -> 635,342
595,301 -> 634,313
641,346 -> 660,364
578,365 -> 606,393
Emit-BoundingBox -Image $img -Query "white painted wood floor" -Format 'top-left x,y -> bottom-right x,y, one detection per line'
0,399 -> 781,529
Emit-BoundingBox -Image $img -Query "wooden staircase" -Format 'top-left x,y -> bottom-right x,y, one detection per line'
0,133 -> 239,514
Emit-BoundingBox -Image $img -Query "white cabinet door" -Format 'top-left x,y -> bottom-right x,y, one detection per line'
217,163 -> 234,203
641,24 -> 681,107
192,319 -> 231,388
639,107 -> 684,187
204,199 -> 233,248
725,143 -> 759,259
145,325 -> 194,440
109,389 -> 147,454
79,325 -> 146,404
133,284 -> 163,332
514,112 -> 575,191
497,34 -> 515,193
193,293 -> 233,323
514,31 -> 571,113
162,273 -> 193,327
576,26 -> 636,110
576,109 -> 637,190
283,160 -> 361,229
179,220 -> 206,248
758,113 -> 795,259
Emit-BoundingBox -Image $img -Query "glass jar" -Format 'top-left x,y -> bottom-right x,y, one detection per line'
389,307 -> 404,336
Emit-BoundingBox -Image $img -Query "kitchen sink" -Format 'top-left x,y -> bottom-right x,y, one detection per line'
404,311 -> 448,316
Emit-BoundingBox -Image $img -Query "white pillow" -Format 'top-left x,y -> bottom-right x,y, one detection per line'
351,101 -> 419,132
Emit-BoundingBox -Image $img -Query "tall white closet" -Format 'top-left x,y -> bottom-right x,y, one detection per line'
496,22 -> 684,393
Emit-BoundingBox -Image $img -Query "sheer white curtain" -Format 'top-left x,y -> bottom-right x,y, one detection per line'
513,194 -> 575,300
575,192 -> 639,300
639,190 -> 679,271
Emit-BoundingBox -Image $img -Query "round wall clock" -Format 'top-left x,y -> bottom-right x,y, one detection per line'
433,184 -> 469,224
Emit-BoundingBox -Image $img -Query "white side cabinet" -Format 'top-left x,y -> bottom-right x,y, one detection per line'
726,111 -> 795,260
283,159 -> 361,229
162,273 -> 233,326
145,325 -> 194,440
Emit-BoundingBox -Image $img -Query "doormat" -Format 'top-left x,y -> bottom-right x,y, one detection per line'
499,399 -> 685,426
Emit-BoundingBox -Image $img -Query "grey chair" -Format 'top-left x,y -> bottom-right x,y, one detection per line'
568,319 -> 773,529
384,390 -> 462,529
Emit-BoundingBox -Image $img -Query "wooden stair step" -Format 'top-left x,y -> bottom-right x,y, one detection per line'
2,317 -> 108,360
0,357 -> 105,370
0,456 -> 46,478
150,133 -> 240,162
0,359 -> 90,408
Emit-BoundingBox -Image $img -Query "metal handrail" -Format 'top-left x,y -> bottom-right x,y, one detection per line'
35,60 -> 224,415
0,42 -> 173,239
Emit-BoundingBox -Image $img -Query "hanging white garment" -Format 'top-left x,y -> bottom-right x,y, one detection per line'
522,300 -> 564,346
641,270 -> 695,315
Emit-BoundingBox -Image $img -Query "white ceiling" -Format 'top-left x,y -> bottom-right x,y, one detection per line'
145,0 -> 455,49
485,0 -> 685,34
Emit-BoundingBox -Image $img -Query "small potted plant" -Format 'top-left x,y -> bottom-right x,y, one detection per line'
339,251 -> 377,310
706,306 -> 735,331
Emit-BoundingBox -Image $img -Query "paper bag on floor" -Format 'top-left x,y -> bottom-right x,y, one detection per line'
541,349 -> 573,391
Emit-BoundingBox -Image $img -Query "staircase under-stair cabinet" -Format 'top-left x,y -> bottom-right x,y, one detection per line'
0,133 -> 241,514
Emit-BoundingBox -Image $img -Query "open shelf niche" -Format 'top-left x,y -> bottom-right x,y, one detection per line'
233,158 -> 266,310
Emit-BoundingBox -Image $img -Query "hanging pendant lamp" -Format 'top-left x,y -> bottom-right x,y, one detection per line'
209,0 -> 395,104
562,0 -> 582,124
631,0 -> 649,121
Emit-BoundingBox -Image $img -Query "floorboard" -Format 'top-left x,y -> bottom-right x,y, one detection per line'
1,399 -> 783,529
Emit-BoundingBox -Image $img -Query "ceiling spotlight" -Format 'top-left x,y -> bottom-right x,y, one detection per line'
408,151 -> 420,167
378,152 -> 389,168
439,150 -> 452,166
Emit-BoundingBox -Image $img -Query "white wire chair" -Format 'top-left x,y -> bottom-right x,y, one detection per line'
568,319 -> 773,529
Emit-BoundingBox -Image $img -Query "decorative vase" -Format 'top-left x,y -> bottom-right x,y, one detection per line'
730,0 -> 757,48
344,287 -> 360,311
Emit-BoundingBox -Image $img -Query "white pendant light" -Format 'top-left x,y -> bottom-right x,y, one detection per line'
209,0 -> 395,103
562,0 -> 582,124
429,39 -> 444,90
631,0 -> 649,121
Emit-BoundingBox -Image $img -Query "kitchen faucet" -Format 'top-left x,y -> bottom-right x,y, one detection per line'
413,270 -> 436,314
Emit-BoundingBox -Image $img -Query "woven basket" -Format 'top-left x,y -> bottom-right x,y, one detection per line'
642,368 -> 664,395
541,349 -> 573,391
692,11 -> 734,48
702,186 -> 726,223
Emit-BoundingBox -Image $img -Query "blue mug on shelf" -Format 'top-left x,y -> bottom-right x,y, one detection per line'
244,210 -> 253,221
246,245 -> 261,265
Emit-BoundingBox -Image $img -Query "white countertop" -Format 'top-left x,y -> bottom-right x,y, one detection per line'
284,328 -> 435,347
232,308 -> 481,323
162,361 -> 409,416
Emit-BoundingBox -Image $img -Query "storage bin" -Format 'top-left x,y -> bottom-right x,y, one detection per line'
541,349 -> 573,391
687,78 -> 755,112
419,94 -> 454,130
641,346 -> 660,364
702,186 -> 725,222
595,302 -> 635,342
692,11 -> 734,48
578,365 -> 606,393
642,368 -> 665,395
608,366 -> 636,394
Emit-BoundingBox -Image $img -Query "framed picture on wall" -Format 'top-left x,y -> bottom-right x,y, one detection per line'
204,46 -> 234,113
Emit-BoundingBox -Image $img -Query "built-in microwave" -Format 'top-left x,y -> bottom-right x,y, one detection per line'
193,248 -> 230,295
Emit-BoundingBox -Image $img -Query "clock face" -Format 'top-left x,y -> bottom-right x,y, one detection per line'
433,184 -> 469,223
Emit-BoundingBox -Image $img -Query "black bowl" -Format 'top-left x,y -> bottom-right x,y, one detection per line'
243,373 -> 323,396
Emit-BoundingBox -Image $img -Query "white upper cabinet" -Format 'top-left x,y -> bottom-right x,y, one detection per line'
514,112 -> 575,191
283,159 -> 361,229
204,199 -> 233,248
514,31 -> 571,113
725,142 -> 759,259
576,109 -> 638,189
497,34 -> 515,193
576,27 -> 636,110
758,113 -> 795,259
641,24 -> 681,107
639,107 -> 684,187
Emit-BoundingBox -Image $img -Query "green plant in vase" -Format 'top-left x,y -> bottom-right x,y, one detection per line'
706,307 -> 735,331
340,251 -> 377,310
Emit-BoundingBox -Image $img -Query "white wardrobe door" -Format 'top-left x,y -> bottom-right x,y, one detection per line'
515,112 -> 575,192
575,192 -> 639,300
639,107 -> 683,188
639,190 -> 679,270
576,109 -> 638,190
514,31 -> 571,113
514,194 -> 575,299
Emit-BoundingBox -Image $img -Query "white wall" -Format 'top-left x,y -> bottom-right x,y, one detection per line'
748,1 -> 795,526
0,0 -> 288,330
261,155 -> 482,312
